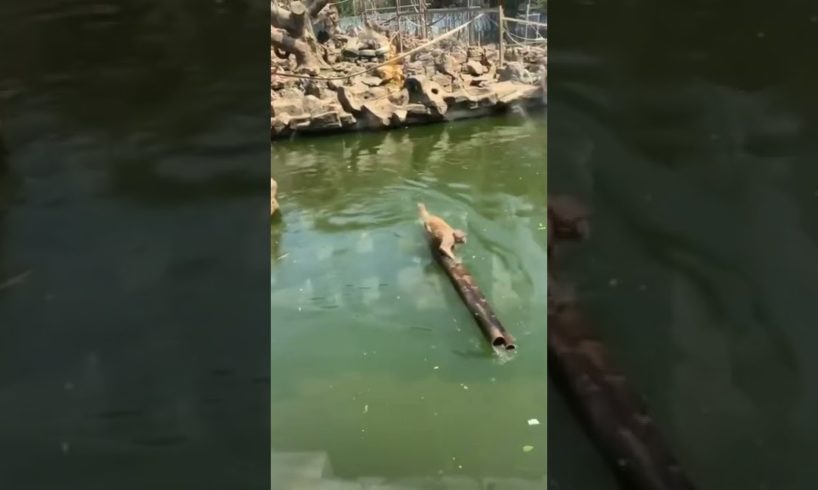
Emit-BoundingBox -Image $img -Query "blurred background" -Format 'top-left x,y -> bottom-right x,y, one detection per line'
0,1 -> 270,488
548,1 -> 818,489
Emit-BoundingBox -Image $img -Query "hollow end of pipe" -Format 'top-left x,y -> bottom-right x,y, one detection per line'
492,337 -> 517,351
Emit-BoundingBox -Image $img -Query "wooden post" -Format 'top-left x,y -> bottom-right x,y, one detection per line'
525,0 -> 532,42
396,0 -> 403,52
467,0 -> 473,46
421,0 -> 428,39
498,4 -> 505,68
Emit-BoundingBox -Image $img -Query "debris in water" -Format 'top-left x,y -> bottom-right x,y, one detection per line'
608,278 -> 619,287
527,418 -> 540,426
522,445 -> 534,453
363,404 -> 369,414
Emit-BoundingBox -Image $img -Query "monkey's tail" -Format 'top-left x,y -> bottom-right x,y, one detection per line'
417,202 -> 429,220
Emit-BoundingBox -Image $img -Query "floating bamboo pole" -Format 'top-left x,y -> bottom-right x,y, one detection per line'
424,233 -> 516,352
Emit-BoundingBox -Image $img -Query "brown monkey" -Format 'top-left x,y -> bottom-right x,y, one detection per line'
418,202 -> 467,262
270,178 -> 279,216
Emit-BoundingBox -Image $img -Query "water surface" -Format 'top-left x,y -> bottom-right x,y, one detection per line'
0,1 -> 270,487
271,117 -> 548,487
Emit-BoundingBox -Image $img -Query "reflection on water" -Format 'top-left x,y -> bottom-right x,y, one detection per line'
0,0 -> 269,488
549,2 -> 818,487
271,117 -> 548,487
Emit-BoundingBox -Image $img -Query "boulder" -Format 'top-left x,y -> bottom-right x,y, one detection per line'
288,114 -> 312,130
499,62 -> 532,83
464,59 -> 486,76
310,111 -> 343,130
271,97 -> 303,117
406,75 -> 448,118
432,73 -> 454,91
436,54 -> 461,78
361,100 -> 395,128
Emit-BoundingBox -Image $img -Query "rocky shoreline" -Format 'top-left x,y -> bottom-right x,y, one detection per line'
272,35 -> 546,139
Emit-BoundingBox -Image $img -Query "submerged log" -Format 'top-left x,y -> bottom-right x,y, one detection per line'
427,241 -> 516,351
548,196 -> 697,490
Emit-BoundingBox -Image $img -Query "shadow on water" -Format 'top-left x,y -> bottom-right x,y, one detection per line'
549,2 -> 818,489
0,1 -> 269,488
271,116 -> 548,487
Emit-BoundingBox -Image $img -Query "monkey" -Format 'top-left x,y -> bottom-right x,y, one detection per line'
270,178 -> 279,216
417,202 -> 467,262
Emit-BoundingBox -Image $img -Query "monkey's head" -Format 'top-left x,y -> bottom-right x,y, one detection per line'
453,229 -> 467,244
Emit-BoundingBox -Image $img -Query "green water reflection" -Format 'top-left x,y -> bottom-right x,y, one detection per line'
271,117 -> 548,486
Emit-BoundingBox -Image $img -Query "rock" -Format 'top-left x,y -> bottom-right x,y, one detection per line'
436,54 -> 461,78
405,103 -> 429,117
271,114 -> 290,135
339,112 -> 357,127
271,98 -> 302,117
451,49 -> 468,64
387,88 -> 410,106
390,109 -> 408,125
304,81 -> 328,98
406,75 -> 448,118
361,76 -> 384,87
443,87 -> 497,111
310,111 -> 343,130
337,85 -> 364,112
432,73 -> 453,91
361,100 -> 395,127
499,62 -> 532,83
288,114 -> 312,130
303,95 -> 325,115
337,83 -> 388,114
464,60 -> 486,76
416,52 -> 434,63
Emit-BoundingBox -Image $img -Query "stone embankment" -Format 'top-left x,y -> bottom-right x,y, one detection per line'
271,35 -> 546,138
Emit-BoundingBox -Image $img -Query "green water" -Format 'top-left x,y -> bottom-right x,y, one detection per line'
271,117 -> 548,485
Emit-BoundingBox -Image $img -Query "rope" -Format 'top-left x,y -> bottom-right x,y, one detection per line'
272,13 -> 484,81
487,15 -> 546,46
502,16 -> 547,28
